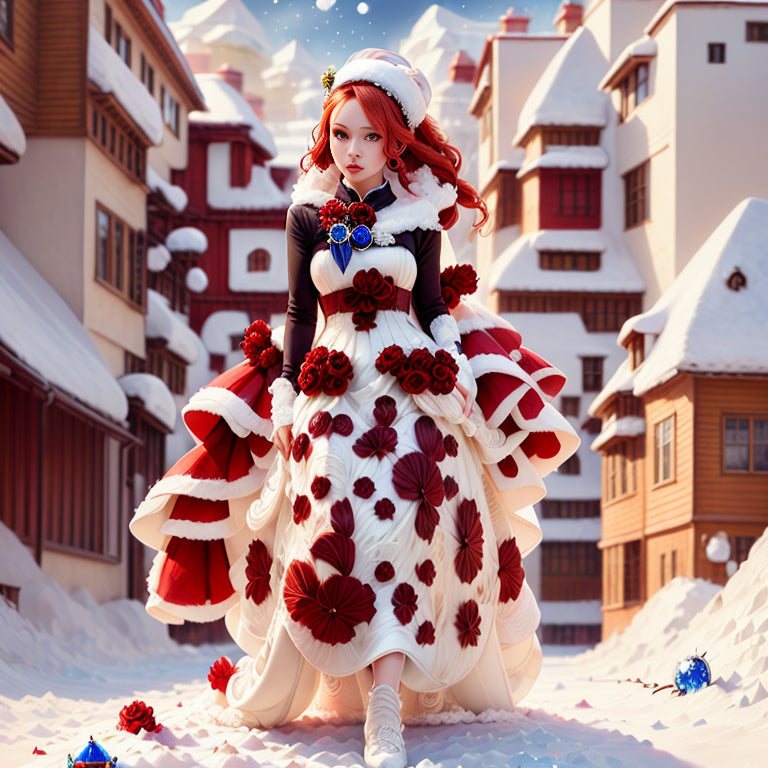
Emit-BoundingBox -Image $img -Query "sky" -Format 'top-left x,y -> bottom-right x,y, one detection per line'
163,0 -> 565,62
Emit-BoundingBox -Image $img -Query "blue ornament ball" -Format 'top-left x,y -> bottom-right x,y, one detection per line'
350,224 -> 372,250
674,655 -> 711,694
330,222 -> 349,244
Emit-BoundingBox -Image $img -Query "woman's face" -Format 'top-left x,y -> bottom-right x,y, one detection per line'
329,97 -> 387,199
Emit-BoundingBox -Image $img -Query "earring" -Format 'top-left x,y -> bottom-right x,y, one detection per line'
387,156 -> 404,171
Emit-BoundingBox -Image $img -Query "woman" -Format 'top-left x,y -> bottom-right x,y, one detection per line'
131,49 -> 579,768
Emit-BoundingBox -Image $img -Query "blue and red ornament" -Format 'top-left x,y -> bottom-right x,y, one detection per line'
319,199 -> 377,273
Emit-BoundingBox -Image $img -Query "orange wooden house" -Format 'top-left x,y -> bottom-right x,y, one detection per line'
591,198 -> 768,638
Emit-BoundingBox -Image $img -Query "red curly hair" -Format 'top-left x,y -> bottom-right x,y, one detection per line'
301,82 -> 488,231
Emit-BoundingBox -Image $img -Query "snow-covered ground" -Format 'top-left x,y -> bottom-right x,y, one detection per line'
3,522 -> 768,767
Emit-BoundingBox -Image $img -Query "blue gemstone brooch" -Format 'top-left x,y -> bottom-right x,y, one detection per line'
318,199 -> 377,273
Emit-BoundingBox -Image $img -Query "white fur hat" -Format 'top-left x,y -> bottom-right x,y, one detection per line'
330,48 -> 431,129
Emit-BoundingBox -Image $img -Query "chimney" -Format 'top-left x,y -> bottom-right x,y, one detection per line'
245,94 -> 265,121
185,52 -> 210,73
499,7 -> 530,34
217,63 -> 244,94
151,0 -> 165,18
554,2 -> 583,35
448,50 -> 476,84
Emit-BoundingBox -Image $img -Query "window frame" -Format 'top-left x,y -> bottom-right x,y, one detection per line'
0,0 -> 14,48
653,414 -> 676,487
708,42 -> 726,63
114,22 -> 131,68
247,248 -> 271,272
557,171 -> 599,219
624,160 -> 650,230
582,356 -> 604,392
723,415 -> 768,473
539,250 -> 601,271
746,21 -> 768,42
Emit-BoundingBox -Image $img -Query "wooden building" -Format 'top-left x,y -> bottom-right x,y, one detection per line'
591,199 -> 768,638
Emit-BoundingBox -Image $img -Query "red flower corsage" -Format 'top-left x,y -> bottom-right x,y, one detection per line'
318,200 -> 377,273
240,319 -> 282,370
440,264 -> 479,310
117,699 -> 162,734
208,656 -> 237,693
375,345 -> 459,395
298,347 -> 354,397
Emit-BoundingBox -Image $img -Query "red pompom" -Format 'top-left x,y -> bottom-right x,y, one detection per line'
319,198 -> 348,229
293,494 -> 311,524
118,699 -> 161,734
440,264 -> 479,310
415,559 -> 436,586
208,657 -> 237,694
498,537 -> 525,602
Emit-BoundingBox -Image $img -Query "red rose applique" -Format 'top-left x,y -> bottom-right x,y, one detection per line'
283,560 -> 376,645
375,345 -> 407,375
293,495 -> 311,525
440,263 -> 478,310
332,413 -> 354,436
455,600 -> 482,648
319,198 -> 347,229
391,582 -> 418,625
429,350 -> 459,395
310,532 -> 355,576
401,368 -> 430,395
415,559 -> 436,586
353,426 -> 398,460
375,561 -> 395,582
298,347 -> 354,397
454,499 -> 484,584
347,269 -> 398,332
372,395 -> 397,427
245,539 -> 273,605
118,699 -> 161,734
309,410 -> 333,439
374,498 -> 395,520
207,657 -> 237,695
353,476 -> 376,499
414,416 -> 445,462
241,319 -> 281,369
311,476 -> 331,499
498,537 -> 525,602
443,434 -> 459,457
330,498 -> 355,536
416,621 -> 436,646
298,364 -> 323,397
291,433 -> 312,462
348,202 -> 376,227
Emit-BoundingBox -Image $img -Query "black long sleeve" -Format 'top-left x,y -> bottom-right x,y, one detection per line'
407,227 -> 451,339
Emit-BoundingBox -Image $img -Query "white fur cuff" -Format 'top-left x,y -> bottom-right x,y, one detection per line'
268,378 -> 296,433
429,313 -> 461,350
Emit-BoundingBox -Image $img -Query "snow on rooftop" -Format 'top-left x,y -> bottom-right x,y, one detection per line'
518,146 -> 609,177
489,230 -> 644,293
147,166 -> 188,212
87,26 -> 163,145
262,40 -> 319,84
169,0 -> 271,57
147,244 -> 172,272
166,226 -> 208,253
645,0 -> 768,35
0,229 -> 127,422
0,90 -> 26,157
590,414 -> 646,451
588,356 -> 636,416
631,197 -> 768,396
207,149 -> 290,209
146,289 -> 199,364
599,35 -> 657,90
514,26 -> 609,145
118,373 -> 177,431
192,74 -> 277,157
481,150 -> 527,188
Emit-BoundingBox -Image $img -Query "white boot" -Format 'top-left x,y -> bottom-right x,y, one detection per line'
363,684 -> 407,768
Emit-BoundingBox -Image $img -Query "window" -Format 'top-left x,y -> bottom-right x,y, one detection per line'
115,23 -> 131,67
557,172 -> 599,218
623,540 -> 641,603
630,336 -> 645,369
540,251 -> 601,271
140,53 -> 155,95
104,4 -> 112,43
670,549 -> 677,578
230,333 -> 243,352
161,86 -> 180,136
746,21 -> 768,41
90,105 -> 145,181
540,624 -> 602,645
146,345 -> 186,395
540,499 -> 600,519
561,396 -> 580,418
724,416 -> 768,472
558,453 -> 581,475
653,415 -> 675,485
624,161 -> 649,229
0,0 -> 13,46
619,63 -> 650,121
95,205 -> 145,306
542,127 -> 600,146
660,553 -> 666,586
582,356 -> 604,392
541,541 -> 601,577
247,248 -> 271,272
733,536 -> 757,563
708,42 -> 726,63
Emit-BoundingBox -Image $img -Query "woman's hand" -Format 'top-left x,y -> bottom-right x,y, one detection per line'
273,425 -> 294,460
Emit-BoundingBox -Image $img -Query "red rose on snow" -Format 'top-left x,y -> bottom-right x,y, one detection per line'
293,494 -> 311,525
348,202 -> 377,228
374,498 -> 395,521
353,426 -> 398,460
353,476 -> 376,499
259,345 -> 281,369
332,413 -> 354,436
401,369 -> 430,395
375,345 -> 406,375
375,561 -> 395,582
454,498 -> 484,585
319,198 -> 347,229
416,620 -> 436,646
207,657 -> 237,695
455,600 -> 482,649
498,537 -> 525,603
309,410 -> 333,439
118,699 -> 160,734
391,582 -> 418,625
440,263 -> 478,310
291,432 -> 312,462
245,539 -> 273,605
311,475 -> 331,499
373,395 -> 397,427
415,559 -> 436,586
298,364 -> 323,397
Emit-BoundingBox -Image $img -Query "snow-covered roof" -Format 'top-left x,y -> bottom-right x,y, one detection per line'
630,197 -> 768,395
166,227 -> 208,254
645,0 -> 768,35
517,146 -> 609,178
147,166 -> 188,212
490,230 -> 644,293
191,74 -> 277,158
87,27 -> 163,145
587,357 -> 636,415
118,373 -> 177,431
514,27 -> 609,146
0,90 -> 26,157
146,290 -> 199,364
207,148 -> 290,210
170,0 -> 271,57
599,35 -> 657,91
147,244 -> 172,272
0,229 -> 127,422
262,40 -> 319,84
481,151 -> 527,188
590,415 -> 646,451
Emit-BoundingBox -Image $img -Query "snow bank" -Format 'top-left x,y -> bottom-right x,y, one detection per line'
207,147 -> 289,209
147,165 -> 188,213
146,289 -> 199,364
591,414 -> 646,451
166,226 -> 208,253
518,145 -> 609,177
0,89 -> 26,157
87,26 -> 163,145
600,35 -> 657,90
118,373 -> 178,430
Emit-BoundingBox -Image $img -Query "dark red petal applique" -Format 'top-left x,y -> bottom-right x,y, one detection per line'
454,498 -> 484,585
443,434 -> 459,457
373,395 -> 397,427
392,453 -> 445,506
332,413 -> 354,436
244,539 -> 273,605
455,599 -> 481,648
293,495 -> 311,525
353,477 -> 376,499
352,426 -> 398,460
498,537 -> 525,603
311,476 -> 331,500
330,497 -> 355,536
443,475 -> 459,500
310,532 -> 355,576
416,620 -> 436,646
308,411 -> 333,439
291,433 -> 312,462
415,416 -> 445,462
391,582 -> 418,625
374,498 -> 395,521
415,499 -> 440,544
312,575 -> 376,645
374,561 -> 395,582
283,559 -> 320,618
415,559 -> 435,587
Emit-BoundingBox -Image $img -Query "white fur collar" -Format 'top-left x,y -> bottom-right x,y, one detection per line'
290,165 -> 457,240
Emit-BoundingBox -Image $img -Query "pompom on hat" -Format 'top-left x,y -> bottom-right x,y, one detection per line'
327,48 -> 431,130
